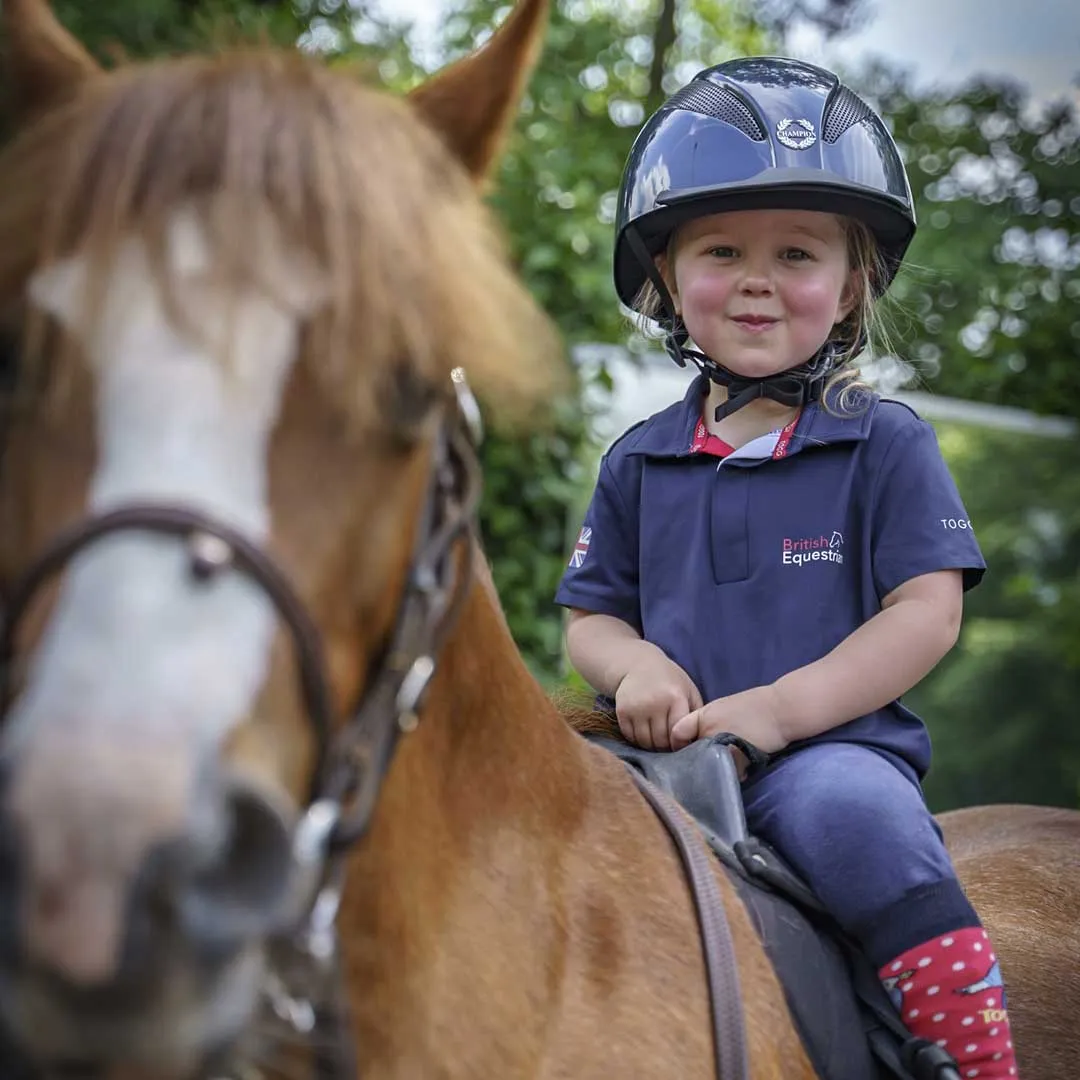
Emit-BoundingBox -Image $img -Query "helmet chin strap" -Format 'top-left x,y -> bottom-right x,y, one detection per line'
665,330 -> 842,421
626,228 -> 845,422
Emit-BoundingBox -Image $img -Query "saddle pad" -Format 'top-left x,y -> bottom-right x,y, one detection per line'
727,868 -> 888,1080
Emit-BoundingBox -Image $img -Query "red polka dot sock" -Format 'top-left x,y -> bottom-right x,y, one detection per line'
878,926 -> 1018,1078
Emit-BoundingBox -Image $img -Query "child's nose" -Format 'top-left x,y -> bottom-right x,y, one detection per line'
738,267 -> 774,294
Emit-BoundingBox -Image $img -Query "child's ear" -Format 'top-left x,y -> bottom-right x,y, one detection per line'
836,269 -> 860,324
655,253 -> 680,314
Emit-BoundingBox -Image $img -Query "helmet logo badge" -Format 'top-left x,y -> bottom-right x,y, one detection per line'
776,118 -> 817,150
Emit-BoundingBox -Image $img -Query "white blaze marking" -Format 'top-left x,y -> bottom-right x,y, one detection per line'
12,208 -> 325,753
4,206 -> 325,980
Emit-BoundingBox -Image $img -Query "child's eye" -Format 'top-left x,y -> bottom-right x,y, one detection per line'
783,248 -> 813,261
707,246 -> 737,258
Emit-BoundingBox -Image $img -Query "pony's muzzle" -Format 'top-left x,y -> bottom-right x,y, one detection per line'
0,763 -> 293,996
175,774 -> 297,961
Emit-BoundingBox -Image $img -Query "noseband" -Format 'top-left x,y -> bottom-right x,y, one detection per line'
0,369 -> 485,1079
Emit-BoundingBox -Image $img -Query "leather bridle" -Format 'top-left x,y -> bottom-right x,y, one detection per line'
0,367 -> 485,1080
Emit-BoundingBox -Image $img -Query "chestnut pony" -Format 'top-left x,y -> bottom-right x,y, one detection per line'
0,0 -> 1076,1076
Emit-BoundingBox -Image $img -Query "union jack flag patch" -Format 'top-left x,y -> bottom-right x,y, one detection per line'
569,526 -> 591,568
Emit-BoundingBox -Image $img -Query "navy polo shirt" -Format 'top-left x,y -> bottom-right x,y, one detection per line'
555,374 -> 986,777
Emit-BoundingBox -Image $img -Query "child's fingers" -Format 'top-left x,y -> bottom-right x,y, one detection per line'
669,710 -> 699,751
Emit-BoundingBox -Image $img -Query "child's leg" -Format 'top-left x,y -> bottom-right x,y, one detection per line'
743,744 -> 1019,1078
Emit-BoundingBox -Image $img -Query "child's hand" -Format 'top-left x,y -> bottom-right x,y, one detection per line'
669,685 -> 788,755
614,646 -> 703,751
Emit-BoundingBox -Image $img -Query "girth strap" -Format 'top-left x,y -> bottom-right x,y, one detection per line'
624,766 -> 749,1080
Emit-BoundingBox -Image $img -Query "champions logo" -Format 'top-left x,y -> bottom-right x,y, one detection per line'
782,530 -> 844,567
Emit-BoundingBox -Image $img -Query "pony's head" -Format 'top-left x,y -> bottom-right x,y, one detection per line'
0,0 -> 559,1072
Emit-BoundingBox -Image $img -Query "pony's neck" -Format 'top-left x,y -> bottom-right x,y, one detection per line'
433,565 -> 584,779
341,564 -> 590,1067
395,564 -> 588,840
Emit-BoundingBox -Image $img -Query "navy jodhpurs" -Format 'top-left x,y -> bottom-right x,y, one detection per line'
741,743 -> 982,966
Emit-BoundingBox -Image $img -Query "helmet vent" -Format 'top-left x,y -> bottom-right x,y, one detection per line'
822,86 -> 875,143
663,81 -> 767,141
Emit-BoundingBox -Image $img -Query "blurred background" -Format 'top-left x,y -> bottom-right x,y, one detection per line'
10,0 -> 1078,812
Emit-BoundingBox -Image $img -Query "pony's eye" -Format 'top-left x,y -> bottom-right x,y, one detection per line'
0,327 -> 17,397
381,365 -> 441,447
0,325 -> 19,441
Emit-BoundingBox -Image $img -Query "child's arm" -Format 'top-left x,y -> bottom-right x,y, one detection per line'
773,567 -> 963,742
567,610 -> 703,751
565,610 -> 653,696
670,568 -> 962,752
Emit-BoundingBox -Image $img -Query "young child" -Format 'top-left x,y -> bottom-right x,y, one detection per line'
557,57 -> 1018,1078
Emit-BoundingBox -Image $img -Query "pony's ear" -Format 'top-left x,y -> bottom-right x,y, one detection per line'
2,0 -> 101,121
408,0 -> 548,186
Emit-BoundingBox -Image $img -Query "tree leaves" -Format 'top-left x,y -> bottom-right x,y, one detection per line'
877,68 -> 1080,420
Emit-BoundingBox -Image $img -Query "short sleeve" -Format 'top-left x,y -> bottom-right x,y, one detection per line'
554,454 -> 641,629
871,419 -> 986,598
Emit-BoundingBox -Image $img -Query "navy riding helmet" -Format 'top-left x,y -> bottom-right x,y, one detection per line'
614,57 -> 917,418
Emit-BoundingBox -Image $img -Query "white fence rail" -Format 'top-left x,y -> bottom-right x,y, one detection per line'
572,343 -> 1078,445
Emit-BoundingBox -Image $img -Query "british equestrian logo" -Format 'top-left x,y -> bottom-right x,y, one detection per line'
782,530 -> 844,567
569,526 -> 591,568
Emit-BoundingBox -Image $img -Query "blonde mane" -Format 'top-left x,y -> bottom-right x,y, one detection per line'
0,47 -> 563,428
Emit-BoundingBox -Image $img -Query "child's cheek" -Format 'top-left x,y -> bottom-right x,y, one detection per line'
680,272 -> 730,319
785,277 -> 841,318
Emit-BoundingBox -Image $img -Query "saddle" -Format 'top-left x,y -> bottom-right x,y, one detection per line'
586,732 -> 962,1080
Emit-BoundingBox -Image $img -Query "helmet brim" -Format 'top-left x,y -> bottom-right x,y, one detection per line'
614,169 -> 916,308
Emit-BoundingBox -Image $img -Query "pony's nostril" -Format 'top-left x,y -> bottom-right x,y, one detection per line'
178,778 -> 293,961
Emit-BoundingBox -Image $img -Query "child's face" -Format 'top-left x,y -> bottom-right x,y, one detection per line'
662,208 -> 857,379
